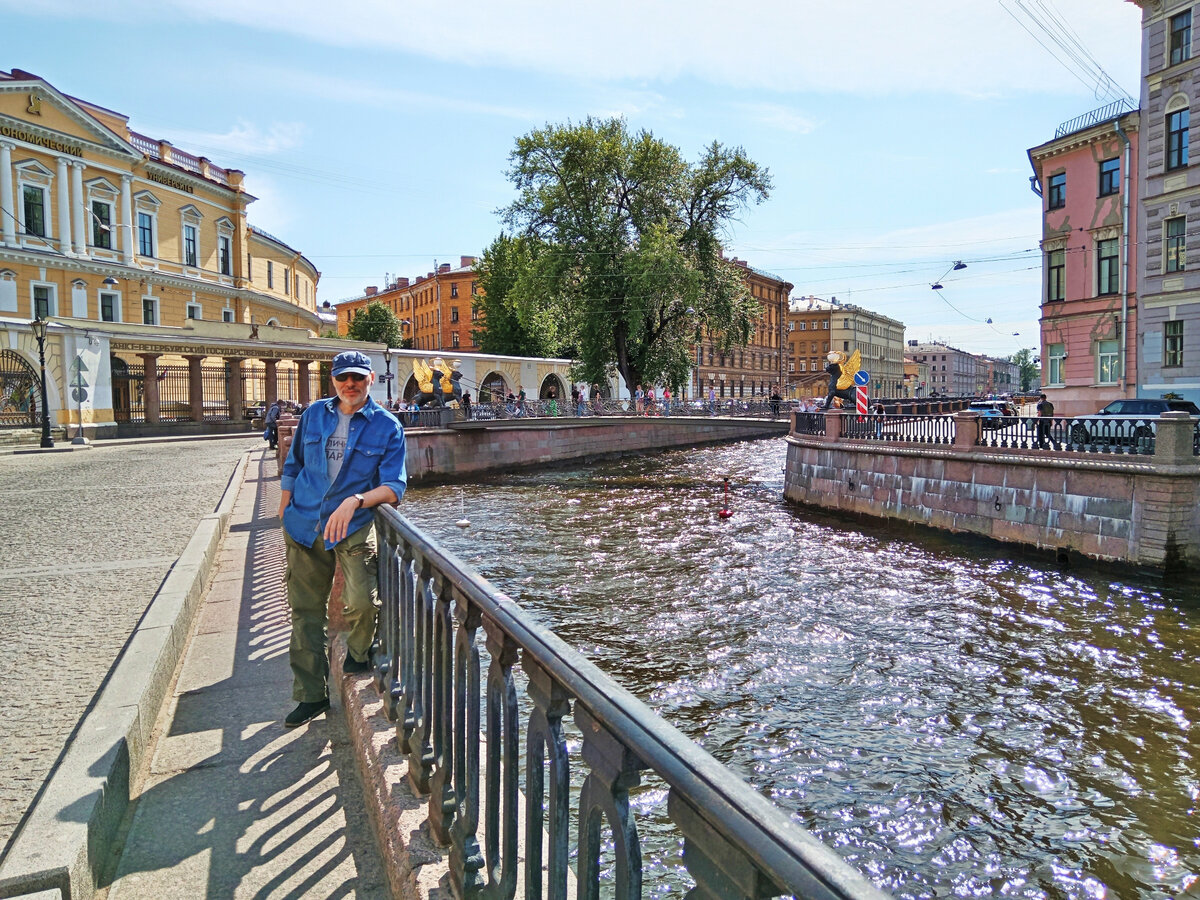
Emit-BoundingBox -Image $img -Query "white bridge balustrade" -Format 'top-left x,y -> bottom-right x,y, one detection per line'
368,505 -> 891,899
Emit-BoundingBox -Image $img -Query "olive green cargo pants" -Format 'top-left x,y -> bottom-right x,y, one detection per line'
284,523 -> 378,703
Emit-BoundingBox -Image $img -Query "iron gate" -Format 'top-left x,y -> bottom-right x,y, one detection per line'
0,350 -> 40,428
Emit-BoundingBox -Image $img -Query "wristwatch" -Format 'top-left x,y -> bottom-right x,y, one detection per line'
354,493 -> 366,509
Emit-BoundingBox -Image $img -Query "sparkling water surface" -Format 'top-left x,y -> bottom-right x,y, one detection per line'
401,438 -> 1200,899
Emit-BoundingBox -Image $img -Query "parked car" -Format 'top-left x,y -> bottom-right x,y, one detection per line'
966,399 -> 1015,430
1068,398 -> 1200,447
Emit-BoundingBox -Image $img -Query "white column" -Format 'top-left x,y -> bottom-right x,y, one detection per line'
0,141 -> 14,247
71,161 -> 86,256
56,157 -> 72,254
120,175 -> 133,264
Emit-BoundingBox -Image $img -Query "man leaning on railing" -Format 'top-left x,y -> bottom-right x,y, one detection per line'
277,350 -> 407,729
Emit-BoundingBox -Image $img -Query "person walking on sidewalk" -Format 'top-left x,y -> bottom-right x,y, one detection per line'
278,350 -> 407,728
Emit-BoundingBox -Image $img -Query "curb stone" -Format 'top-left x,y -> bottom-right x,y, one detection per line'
0,452 -> 251,900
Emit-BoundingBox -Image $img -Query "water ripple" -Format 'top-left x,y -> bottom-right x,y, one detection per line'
406,440 -> 1200,898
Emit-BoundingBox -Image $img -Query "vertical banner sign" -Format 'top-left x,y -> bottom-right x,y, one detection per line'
854,369 -> 870,415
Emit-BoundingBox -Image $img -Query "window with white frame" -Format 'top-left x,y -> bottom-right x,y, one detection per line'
179,205 -> 202,268
22,185 -> 47,237
99,291 -> 120,322
186,302 -> 202,320
32,282 -> 56,319
1171,10 -> 1192,66
1165,320 -> 1184,367
1096,340 -> 1120,384
1097,238 -> 1119,295
15,161 -> 53,240
134,191 -> 160,258
1047,248 -> 1065,301
183,225 -> 198,267
137,212 -> 154,257
1047,343 -> 1065,385
142,296 -> 159,325
86,178 -> 118,250
91,200 -> 113,248
222,307 -> 235,323
1166,216 -> 1187,272
216,218 -> 234,276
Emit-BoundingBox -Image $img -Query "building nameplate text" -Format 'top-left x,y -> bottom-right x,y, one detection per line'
111,340 -> 336,360
0,122 -> 84,157
146,170 -> 195,194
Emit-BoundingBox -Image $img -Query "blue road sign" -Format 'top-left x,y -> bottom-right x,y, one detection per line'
854,370 -> 870,387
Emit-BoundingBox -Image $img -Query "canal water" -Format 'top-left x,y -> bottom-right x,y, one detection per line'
401,438 -> 1199,899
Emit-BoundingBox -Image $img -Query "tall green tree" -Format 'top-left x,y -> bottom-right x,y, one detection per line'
471,234 -> 562,357
1010,347 -> 1039,392
497,117 -> 771,393
346,300 -> 404,347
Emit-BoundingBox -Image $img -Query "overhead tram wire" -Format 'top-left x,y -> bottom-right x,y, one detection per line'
999,0 -> 1135,103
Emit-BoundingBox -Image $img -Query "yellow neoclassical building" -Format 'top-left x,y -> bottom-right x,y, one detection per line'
0,68 -> 336,437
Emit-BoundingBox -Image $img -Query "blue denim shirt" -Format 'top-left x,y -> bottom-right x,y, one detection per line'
280,395 -> 407,549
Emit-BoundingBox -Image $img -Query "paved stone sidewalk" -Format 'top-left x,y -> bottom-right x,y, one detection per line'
0,438 -> 262,853
101,449 -> 388,899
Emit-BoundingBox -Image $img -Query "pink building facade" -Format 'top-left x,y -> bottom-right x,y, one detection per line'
1028,105 -> 1140,417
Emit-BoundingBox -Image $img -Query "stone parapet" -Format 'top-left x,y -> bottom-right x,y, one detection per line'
783,430 -> 1200,571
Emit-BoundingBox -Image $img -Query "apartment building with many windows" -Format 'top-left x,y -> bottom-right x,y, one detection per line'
906,341 -> 981,397
785,295 -> 832,398
692,257 -> 791,401
1028,101 -> 1139,416
335,257 -> 480,352
1132,0 -> 1200,406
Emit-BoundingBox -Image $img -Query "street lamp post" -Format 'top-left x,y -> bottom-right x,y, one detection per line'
29,317 -> 54,448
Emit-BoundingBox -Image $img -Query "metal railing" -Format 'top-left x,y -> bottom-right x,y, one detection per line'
794,413 -> 1199,459
461,398 -> 792,421
1054,98 -> 1137,139
840,414 -> 955,445
975,416 -> 1159,456
370,508 -> 888,899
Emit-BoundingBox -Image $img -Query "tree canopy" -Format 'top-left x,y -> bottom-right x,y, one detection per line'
346,300 -> 405,347
1009,348 -> 1039,392
488,117 -> 771,392
471,234 -> 562,358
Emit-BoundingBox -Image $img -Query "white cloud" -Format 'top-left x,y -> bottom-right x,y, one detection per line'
739,103 -> 818,134
243,65 -> 539,121
142,120 -> 307,157
12,0 -> 1143,98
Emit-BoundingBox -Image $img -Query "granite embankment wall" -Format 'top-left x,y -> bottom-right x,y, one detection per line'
784,411 -> 1200,571
277,414 -> 790,483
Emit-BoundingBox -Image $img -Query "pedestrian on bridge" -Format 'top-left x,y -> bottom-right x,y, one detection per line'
278,350 -> 407,728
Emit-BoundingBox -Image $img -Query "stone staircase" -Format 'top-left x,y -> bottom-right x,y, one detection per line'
0,427 -> 70,449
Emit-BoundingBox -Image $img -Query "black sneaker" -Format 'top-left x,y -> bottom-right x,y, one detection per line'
342,655 -> 372,675
284,698 -> 329,727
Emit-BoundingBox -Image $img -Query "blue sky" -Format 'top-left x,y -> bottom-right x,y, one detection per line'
3,0 -> 1143,357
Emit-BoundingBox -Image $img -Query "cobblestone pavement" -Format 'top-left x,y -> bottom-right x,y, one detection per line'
0,438 -> 262,854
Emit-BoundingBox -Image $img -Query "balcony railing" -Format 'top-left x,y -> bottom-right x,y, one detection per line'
369,507 -> 890,898
1054,98 -> 1136,139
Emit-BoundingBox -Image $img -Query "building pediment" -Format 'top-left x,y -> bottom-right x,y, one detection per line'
0,78 -> 139,161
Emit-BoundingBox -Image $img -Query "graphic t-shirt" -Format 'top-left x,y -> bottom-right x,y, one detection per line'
326,410 -> 352,485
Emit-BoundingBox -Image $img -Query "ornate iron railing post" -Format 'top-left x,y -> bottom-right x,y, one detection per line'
449,591 -> 485,895
576,703 -> 645,900
374,539 -> 398,706
397,543 -> 417,748
407,558 -> 436,793
484,616 -> 521,897
430,573 -> 458,842
669,791 -> 784,899
524,657 -> 571,899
